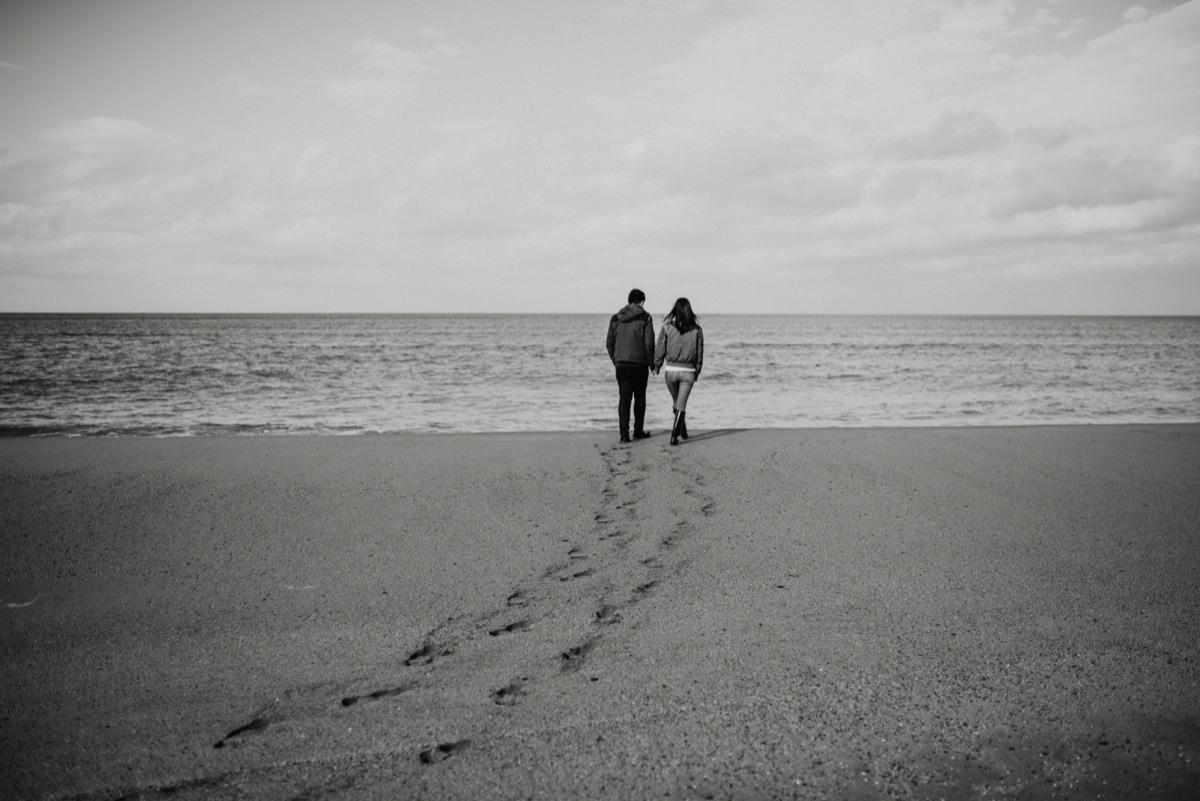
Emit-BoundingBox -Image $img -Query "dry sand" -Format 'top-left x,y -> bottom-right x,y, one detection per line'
2,426 -> 1198,800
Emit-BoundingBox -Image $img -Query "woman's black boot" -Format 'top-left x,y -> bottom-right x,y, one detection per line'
679,411 -> 688,440
670,409 -> 682,446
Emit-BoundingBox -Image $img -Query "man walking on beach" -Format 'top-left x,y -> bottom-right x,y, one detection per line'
606,288 -> 655,443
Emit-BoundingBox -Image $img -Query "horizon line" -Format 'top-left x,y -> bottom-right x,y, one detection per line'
2,311 -> 1198,318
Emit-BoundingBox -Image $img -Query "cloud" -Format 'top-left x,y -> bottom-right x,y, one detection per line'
1011,121 -> 1085,150
885,111 -> 1008,159
3,0 -> 1197,312
1123,5 -> 1151,23
1011,7 -> 1062,38
324,36 -> 457,117
45,116 -> 181,155
290,143 -> 332,184
622,138 -> 647,158
1055,18 -> 1085,40
0,116 -> 266,279
14,117 -> 194,204
349,38 -> 425,73
382,0 -> 1200,304
229,74 -> 275,97
994,149 -> 1168,217
672,5 -> 1188,208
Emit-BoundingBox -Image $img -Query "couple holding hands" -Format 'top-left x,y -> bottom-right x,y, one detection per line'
605,288 -> 704,446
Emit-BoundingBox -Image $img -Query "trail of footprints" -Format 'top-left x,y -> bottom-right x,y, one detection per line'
208,437 -> 718,779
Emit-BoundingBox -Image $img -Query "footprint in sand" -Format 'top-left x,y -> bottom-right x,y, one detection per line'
560,637 -> 599,672
419,739 -> 472,764
487,619 -> 531,637
559,567 -> 594,582
506,590 -> 529,608
341,680 -> 418,707
594,604 -> 623,625
213,716 -> 270,749
492,678 -> 529,706
662,521 -> 690,548
405,641 -> 454,667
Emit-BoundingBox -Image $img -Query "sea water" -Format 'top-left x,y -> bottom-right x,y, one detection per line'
1,314 -> 1197,435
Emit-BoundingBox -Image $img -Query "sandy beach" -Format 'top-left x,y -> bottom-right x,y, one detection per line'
2,426 -> 1198,800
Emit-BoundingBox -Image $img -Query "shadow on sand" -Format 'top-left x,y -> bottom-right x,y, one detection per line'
678,428 -> 746,443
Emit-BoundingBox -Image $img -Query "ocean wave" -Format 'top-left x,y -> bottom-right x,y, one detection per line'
3,314 -> 1198,435
0,424 -> 75,437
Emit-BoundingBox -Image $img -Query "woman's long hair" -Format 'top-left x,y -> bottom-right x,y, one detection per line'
665,297 -> 698,334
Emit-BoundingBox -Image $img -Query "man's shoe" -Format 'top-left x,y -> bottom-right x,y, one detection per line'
633,430 -> 652,440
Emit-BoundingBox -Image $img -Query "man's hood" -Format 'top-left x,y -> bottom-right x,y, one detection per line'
615,304 -> 650,322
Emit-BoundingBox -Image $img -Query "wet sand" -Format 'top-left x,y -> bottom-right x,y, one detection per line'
2,426 -> 1198,800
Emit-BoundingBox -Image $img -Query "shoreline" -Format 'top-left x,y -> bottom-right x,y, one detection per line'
3,425 -> 1198,799
2,419 -> 1199,438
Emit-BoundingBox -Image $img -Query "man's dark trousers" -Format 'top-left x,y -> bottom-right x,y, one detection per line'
615,362 -> 649,437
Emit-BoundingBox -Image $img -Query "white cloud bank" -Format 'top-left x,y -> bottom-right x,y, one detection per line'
1,0 -> 1198,312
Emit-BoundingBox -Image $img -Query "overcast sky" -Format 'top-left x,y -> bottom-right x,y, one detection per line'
1,0 -> 1198,314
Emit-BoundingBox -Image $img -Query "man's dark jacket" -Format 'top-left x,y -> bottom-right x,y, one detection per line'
606,304 -> 655,366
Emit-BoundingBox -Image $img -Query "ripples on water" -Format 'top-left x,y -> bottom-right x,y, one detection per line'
1,314 -> 1197,435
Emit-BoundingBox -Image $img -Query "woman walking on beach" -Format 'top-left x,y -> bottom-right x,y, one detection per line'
654,297 -> 704,446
